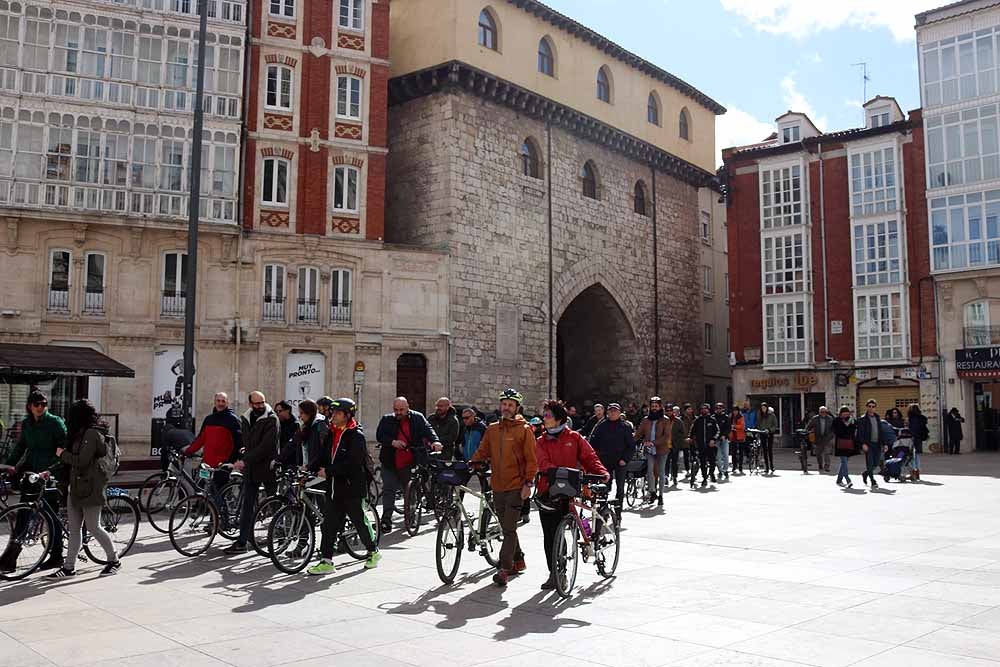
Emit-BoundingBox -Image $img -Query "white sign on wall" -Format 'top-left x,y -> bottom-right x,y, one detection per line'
153,345 -> 193,421
831,320 -> 843,335
285,351 -> 325,407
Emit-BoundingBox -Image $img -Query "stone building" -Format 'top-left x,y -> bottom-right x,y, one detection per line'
386,0 -> 725,411
699,187 -> 731,408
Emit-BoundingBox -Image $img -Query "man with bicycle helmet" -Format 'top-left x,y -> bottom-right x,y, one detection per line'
307,398 -> 381,574
470,388 -> 538,587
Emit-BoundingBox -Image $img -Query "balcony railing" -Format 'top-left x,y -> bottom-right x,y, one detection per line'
161,291 -> 186,318
331,301 -> 352,326
47,288 -> 69,312
263,298 -> 285,322
965,326 -> 1000,347
297,298 -> 318,324
83,291 -> 105,315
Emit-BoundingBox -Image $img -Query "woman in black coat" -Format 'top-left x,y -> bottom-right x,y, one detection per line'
832,406 -> 858,488
907,404 -> 929,480
946,408 -> 965,454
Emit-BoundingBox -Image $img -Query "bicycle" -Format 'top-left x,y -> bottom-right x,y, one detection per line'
547,468 -> 621,598
266,471 -> 381,574
433,461 -> 503,585
403,453 -> 450,536
744,429 -> 765,475
0,468 -> 140,580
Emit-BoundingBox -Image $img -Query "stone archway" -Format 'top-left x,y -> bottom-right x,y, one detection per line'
556,283 -> 641,407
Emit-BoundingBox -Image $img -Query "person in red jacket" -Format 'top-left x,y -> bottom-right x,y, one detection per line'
535,400 -> 608,591
183,392 -> 243,514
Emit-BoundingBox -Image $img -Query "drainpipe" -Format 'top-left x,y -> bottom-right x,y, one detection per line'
652,165 -> 660,395
546,122 -> 554,397
818,141 -> 830,364
232,0 -> 254,413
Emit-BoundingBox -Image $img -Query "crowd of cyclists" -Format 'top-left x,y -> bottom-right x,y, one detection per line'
0,384 -> 935,592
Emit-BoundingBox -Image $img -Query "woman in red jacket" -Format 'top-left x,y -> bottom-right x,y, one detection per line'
535,400 -> 608,591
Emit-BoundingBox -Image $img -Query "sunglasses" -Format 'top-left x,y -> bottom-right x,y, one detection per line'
31,401 -> 47,407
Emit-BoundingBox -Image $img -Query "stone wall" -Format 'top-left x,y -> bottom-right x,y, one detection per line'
387,91 -> 704,411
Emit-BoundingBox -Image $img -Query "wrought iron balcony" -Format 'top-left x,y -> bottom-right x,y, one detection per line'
297,298 -> 318,324
330,300 -> 352,326
965,326 -> 1000,348
161,291 -> 186,318
47,288 -> 69,312
263,297 -> 285,322
83,290 -> 105,315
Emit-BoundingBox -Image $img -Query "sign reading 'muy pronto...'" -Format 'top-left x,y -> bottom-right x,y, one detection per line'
956,346 -> 1000,378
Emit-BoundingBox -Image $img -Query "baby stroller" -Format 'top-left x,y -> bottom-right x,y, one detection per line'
624,442 -> 648,508
883,428 -> 914,483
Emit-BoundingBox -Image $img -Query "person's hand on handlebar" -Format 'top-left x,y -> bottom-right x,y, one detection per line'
602,471 -> 611,482
391,439 -> 406,449
430,441 -> 443,452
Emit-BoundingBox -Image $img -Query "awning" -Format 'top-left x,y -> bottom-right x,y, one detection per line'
0,343 -> 135,382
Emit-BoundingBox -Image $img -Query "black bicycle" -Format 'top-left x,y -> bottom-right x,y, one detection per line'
403,453 -> 450,537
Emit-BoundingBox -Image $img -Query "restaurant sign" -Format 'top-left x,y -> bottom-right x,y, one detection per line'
750,373 -> 819,391
956,346 -> 1000,378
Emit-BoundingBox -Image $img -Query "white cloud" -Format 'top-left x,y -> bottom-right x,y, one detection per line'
720,0 -> 942,42
716,105 -> 774,166
780,74 -> 827,131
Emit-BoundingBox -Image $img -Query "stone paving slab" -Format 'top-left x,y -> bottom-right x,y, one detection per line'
1,451 -> 999,667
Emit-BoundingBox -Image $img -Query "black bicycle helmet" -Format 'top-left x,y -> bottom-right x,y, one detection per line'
330,397 -> 357,416
316,396 -> 334,408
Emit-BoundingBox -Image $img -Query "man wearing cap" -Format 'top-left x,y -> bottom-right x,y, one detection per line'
588,402 -> 633,504
634,396 -> 670,506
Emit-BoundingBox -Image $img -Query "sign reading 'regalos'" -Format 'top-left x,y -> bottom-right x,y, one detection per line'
956,346 -> 1000,378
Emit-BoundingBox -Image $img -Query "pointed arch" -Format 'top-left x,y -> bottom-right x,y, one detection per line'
679,107 -> 691,141
520,136 -> 541,179
538,35 -> 556,77
647,91 -> 661,126
596,65 -> 613,104
477,6 -> 499,51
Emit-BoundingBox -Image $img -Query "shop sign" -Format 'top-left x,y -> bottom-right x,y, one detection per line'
744,346 -> 762,362
956,346 -> 1000,378
285,351 -> 325,407
901,367 -> 918,380
750,373 -> 819,391
877,368 -> 895,381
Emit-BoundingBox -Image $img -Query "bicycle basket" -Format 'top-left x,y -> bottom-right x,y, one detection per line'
547,467 -> 581,498
434,461 -> 472,487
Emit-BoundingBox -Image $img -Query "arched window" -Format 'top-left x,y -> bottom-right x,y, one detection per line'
262,157 -> 289,206
634,180 -> 648,216
581,161 -> 598,199
596,66 -> 611,103
333,165 -> 359,212
538,37 -> 554,77
521,138 -> 540,179
266,65 -> 293,110
679,108 -> 691,141
647,92 -> 660,126
477,8 -> 498,50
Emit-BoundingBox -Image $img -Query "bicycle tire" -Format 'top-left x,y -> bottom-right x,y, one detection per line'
268,504 -> 315,574
342,499 -> 381,560
0,503 -> 52,581
624,478 -> 638,508
552,515 -> 579,598
217,480 -> 244,541
84,494 -> 140,564
168,495 -> 218,557
594,508 -> 620,578
146,477 -> 187,534
435,507 -> 464,585
251,495 -> 286,558
478,506 -> 502,568
137,471 -> 167,514
403,480 -> 423,537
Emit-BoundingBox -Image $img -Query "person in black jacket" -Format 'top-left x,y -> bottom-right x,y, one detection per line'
225,391 -> 279,554
374,397 -> 441,533
945,407 -> 965,454
689,404 -> 720,488
273,400 -> 300,467
307,398 -> 380,574
713,403 -> 732,482
855,399 -> 886,490
832,406 -> 857,487
907,403 -> 929,480
581,404 -> 605,438
588,403 -> 632,502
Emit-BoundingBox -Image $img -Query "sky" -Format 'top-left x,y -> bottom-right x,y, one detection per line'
539,0 -> 944,165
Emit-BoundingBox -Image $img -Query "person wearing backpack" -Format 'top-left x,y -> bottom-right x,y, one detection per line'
50,399 -> 121,577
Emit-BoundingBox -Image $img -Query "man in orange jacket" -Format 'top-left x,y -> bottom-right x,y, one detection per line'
470,388 -> 538,587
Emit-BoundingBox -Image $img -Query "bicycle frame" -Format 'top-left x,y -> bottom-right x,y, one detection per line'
448,472 -> 499,553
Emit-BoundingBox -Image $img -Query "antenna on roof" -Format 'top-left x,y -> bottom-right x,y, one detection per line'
852,61 -> 870,123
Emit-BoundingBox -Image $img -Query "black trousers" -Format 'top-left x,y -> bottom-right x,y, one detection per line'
682,448 -> 692,472
665,448 -> 679,483
691,447 -> 715,483
539,502 -> 568,574
319,477 -> 375,559
761,433 -> 775,472
236,477 -> 276,547
608,463 -> 626,500
732,441 -> 744,472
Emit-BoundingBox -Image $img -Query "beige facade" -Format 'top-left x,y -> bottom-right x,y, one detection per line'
698,187 -> 731,405
389,0 -> 721,173
0,216 -> 450,457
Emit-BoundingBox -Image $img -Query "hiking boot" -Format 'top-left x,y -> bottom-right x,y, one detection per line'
364,551 -> 382,570
513,558 -> 526,573
307,559 -> 336,576
540,576 -> 556,591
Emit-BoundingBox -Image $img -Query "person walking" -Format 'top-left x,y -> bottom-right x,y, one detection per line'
806,406 -> 835,474
907,403 -> 929,481
690,404 -> 720,488
428,397 -> 461,460
729,406 -> 746,475
460,408 -> 486,461
534,400 -> 608,591
224,391 -> 279,555
833,406 -> 857,488
588,403 -> 633,504
757,402 -> 778,475
581,404 -> 605,438
681,403 -> 696,480
855,399 -> 887,490
469,388 -> 538,587
945,408 -> 965,454
885,408 -> 905,431
307,398 -> 381,574
713,403 -> 732,481
374,397 -> 441,534
665,405 -> 683,485
48,399 -> 121,577
634,397 -> 670,505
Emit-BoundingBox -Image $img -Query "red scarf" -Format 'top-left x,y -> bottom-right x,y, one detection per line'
330,419 -> 358,460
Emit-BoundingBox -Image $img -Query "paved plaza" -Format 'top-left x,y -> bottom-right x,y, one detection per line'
2,451 -> 1000,667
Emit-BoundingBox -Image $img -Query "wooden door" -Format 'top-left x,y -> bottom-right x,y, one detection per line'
396,354 -> 427,416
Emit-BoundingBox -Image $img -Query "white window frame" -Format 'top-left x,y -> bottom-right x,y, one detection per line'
925,107 -> 1000,191
336,75 -> 362,120
763,296 -> 811,367
704,323 -> 713,354
724,273 -> 730,304
759,161 -> 804,229
84,251 -> 106,314
162,252 -> 187,297
965,300 -> 991,346
332,165 -> 359,213
265,65 -> 292,111
269,0 -> 294,19
854,289 -> 907,363
263,263 -> 286,321
48,249 -> 71,311
781,125 -> 800,144
297,266 -> 319,323
762,231 -> 809,295
921,31 -> 997,109
852,219 -> 902,287
700,210 -> 711,242
929,189 -> 1000,272
330,268 -> 352,325
339,0 -> 363,31
869,109 -> 891,128
262,157 -> 289,207
702,266 -> 713,297
850,146 -> 897,217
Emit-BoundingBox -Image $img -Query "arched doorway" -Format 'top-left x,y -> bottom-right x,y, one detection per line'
556,284 -> 640,407
396,353 -> 428,415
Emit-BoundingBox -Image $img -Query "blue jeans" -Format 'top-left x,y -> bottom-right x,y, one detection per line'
717,438 -> 730,475
864,445 -> 881,481
912,451 -> 921,470
836,456 -> 851,483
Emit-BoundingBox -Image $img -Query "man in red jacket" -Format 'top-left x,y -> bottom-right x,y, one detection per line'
535,400 -> 608,591
183,392 -> 242,514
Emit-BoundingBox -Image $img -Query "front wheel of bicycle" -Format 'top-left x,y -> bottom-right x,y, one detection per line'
268,504 -> 315,574
435,507 -> 464,585
84,494 -> 140,564
478,506 -> 502,567
147,477 -> 186,534
216,480 -> 245,541
552,515 -> 579,599
403,481 -> 423,537
594,509 -> 620,578
137,471 -> 167,513
0,503 -> 52,581
342,500 -> 381,560
168,495 -> 218,557
251,495 -> 286,557
624,478 -> 638,508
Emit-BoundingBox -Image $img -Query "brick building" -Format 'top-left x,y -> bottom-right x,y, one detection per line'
385,0 -> 726,411
722,98 -> 941,447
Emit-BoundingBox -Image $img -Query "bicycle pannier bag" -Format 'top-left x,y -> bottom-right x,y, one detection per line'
435,461 -> 472,487
548,466 -> 581,498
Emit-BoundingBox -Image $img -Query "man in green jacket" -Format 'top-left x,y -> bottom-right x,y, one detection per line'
0,390 -> 68,572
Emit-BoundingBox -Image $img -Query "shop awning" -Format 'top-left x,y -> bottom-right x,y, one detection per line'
0,343 -> 135,382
